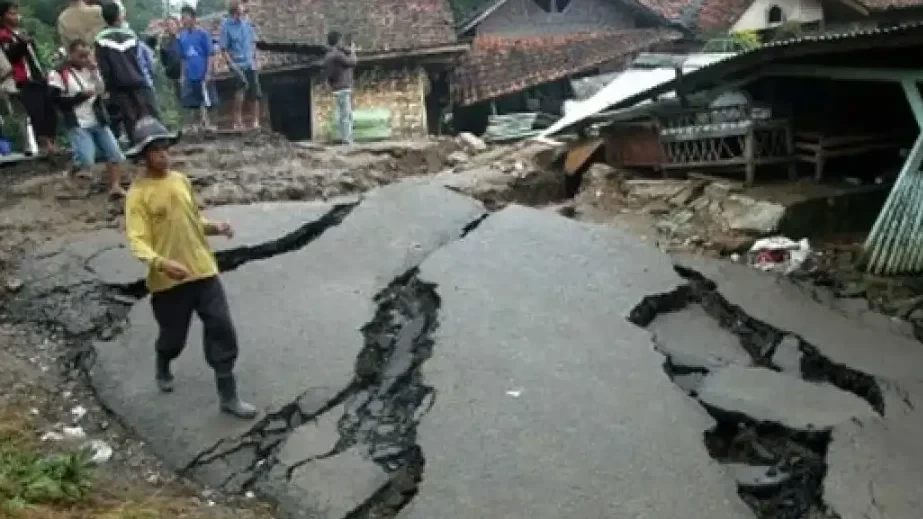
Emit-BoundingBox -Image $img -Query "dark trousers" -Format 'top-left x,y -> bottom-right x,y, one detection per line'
109,89 -> 148,144
139,86 -> 161,121
150,276 -> 239,375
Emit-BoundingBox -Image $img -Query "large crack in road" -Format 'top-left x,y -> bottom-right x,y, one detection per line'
628,265 -> 885,519
174,212 -> 487,518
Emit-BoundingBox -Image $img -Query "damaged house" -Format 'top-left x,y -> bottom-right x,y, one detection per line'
450,0 -> 685,136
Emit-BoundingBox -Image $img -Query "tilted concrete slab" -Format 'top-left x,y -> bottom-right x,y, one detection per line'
404,206 -> 752,519
698,366 -> 876,431
671,254 -> 923,383
824,382 -> 923,519
649,304 -> 752,369
89,183 -> 485,472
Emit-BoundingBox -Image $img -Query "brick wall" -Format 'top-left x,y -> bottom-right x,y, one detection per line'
311,66 -> 429,141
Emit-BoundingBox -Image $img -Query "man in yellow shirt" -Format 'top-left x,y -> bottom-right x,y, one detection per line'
124,116 -> 257,420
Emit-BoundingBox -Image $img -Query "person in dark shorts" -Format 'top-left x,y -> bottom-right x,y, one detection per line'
219,0 -> 261,130
124,116 -> 257,420
176,5 -> 216,132
0,1 -> 57,155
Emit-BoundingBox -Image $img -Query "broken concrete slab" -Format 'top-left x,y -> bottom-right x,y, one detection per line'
771,335 -> 802,374
726,463 -> 790,491
649,304 -> 752,369
672,254 -> 923,383
406,205 -> 752,519
88,182 -> 485,475
260,407 -> 389,519
824,380 -> 923,519
698,366 -> 876,431
275,448 -> 390,519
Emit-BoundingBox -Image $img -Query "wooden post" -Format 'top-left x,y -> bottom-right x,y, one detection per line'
744,128 -> 755,186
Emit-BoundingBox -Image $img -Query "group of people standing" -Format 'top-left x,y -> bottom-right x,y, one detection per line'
0,0 -> 262,199
158,0 -> 262,132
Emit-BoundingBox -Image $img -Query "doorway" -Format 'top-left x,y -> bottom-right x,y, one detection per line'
266,74 -> 313,140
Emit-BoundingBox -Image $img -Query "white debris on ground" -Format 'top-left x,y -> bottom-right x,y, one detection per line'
747,236 -> 815,275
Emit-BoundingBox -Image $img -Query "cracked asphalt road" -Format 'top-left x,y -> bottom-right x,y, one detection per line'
8,181 -> 923,519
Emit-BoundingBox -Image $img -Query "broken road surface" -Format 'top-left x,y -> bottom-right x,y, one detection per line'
8,181 -> 923,518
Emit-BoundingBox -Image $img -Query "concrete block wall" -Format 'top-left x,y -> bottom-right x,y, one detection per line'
311,66 -> 429,141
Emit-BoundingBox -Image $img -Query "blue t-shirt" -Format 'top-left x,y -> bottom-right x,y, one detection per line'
219,16 -> 256,69
176,27 -> 213,81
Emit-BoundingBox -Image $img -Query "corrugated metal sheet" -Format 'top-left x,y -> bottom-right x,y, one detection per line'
571,72 -> 623,100
539,53 -> 732,138
541,67 -> 677,138
538,22 -> 923,138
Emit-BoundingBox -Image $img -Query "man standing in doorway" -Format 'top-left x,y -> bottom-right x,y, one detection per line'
57,0 -> 105,50
322,31 -> 357,145
176,4 -> 216,132
219,0 -> 260,131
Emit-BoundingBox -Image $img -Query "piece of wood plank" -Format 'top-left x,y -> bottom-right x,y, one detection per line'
564,139 -> 604,176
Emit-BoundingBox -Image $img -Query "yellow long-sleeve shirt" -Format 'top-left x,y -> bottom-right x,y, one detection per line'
125,171 -> 218,293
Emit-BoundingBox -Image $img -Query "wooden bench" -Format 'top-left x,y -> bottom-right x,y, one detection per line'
795,131 -> 910,181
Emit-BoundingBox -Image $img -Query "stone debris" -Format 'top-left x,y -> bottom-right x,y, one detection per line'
457,132 -> 487,153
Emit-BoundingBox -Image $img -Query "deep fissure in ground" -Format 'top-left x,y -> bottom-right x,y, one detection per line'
180,214 -> 486,518
628,266 -> 883,519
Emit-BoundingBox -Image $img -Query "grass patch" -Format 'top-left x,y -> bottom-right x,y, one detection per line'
0,407 -> 94,514
0,404 -> 274,519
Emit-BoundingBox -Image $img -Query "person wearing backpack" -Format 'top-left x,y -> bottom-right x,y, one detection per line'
48,38 -> 126,199
95,1 -> 147,144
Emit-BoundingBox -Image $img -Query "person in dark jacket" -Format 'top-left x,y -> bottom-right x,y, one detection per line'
95,1 -> 147,143
48,38 -> 125,198
159,17 -> 182,102
0,1 -> 57,155
322,31 -> 357,145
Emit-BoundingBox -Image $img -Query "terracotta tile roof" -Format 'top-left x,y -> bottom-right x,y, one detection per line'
696,0 -> 754,30
632,0 -> 752,32
451,29 -> 682,106
247,0 -> 457,52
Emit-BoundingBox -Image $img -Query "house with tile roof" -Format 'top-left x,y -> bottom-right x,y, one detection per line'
245,0 -> 471,140
148,0 -> 468,139
450,0 -> 683,133
631,0 -> 923,37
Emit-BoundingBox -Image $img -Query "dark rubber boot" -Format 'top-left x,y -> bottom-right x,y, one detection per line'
215,373 -> 257,419
155,354 -> 174,393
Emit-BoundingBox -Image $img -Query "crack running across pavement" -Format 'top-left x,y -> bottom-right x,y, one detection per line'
178,213 -> 489,518
627,265 -> 884,519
